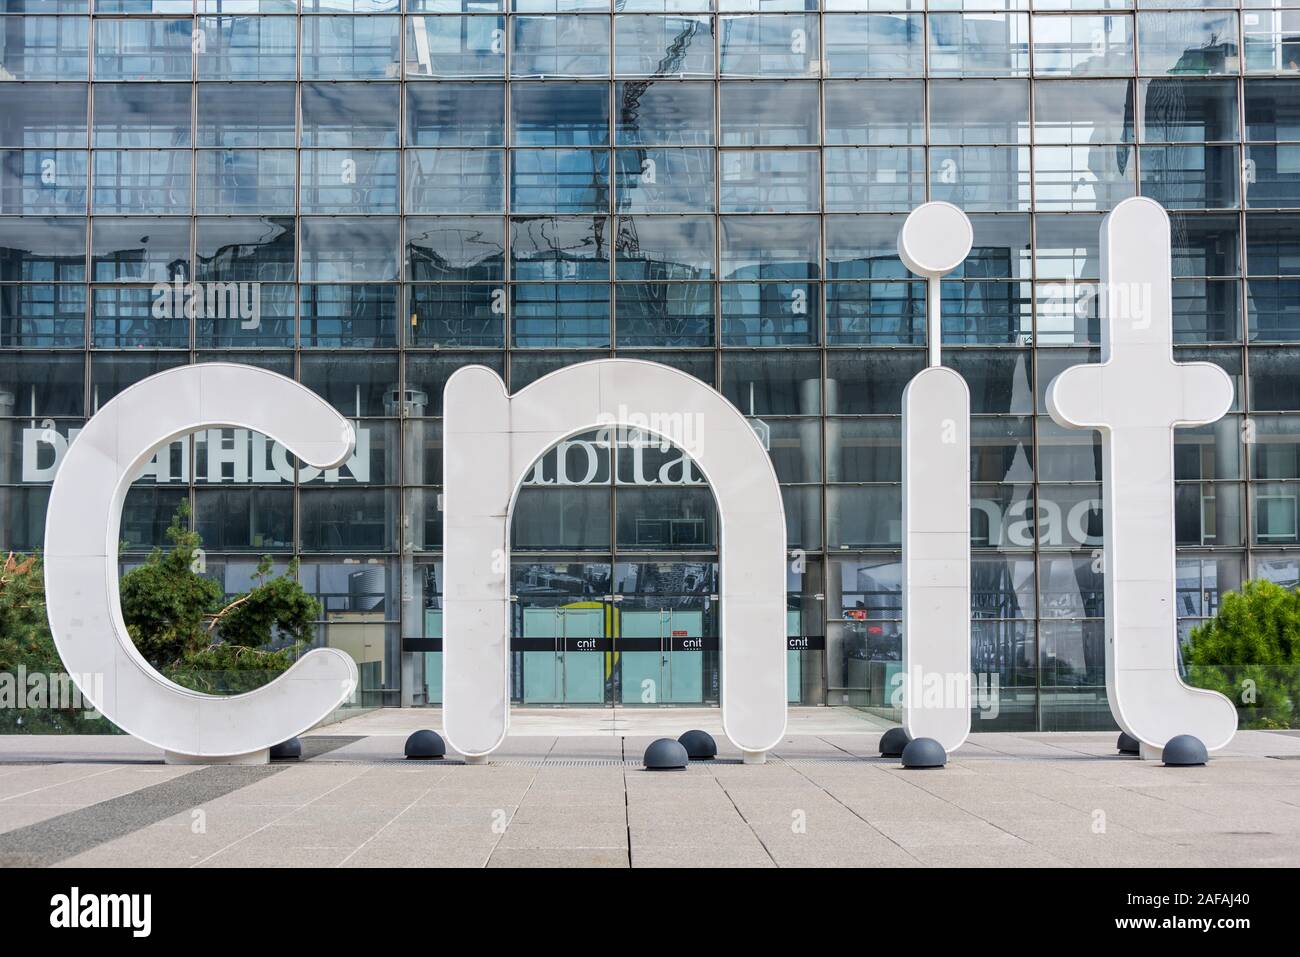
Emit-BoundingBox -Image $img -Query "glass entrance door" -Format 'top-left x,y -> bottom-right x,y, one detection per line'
508,429 -> 721,708
521,605 -> 607,704
619,608 -> 705,704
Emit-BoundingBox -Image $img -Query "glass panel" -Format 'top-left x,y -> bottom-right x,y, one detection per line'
0,285 -> 86,347
614,80 -> 714,145
616,487 -> 716,550
406,216 -> 505,282
929,13 -> 1030,77
1139,77 -> 1238,141
614,148 -> 714,212
93,18 -> 194,81
195,149 -> 296,213
929,79 -> 1030,145
513,83 -> 609,147
718,13 -> 820,77
196,82 -> 296,147
298,353 -> 399,416
930,146 -> 1032,211
510,216 -> 609,280
614,14 -> 714,76
406,82 -> 505,146
0,16 -> 89,80
407,284 -> 504,347
823,13 -> 923,77
301,14 -> 401,79
721,282 -> 817,345
92,285 -> 188,347
825,350 -> 922,413
1139,144 -> 1238,209
512,283 -> 610,347
405,14 -> 505,78
92,150 -> 192,214
404,149 -> 505,213
0,216 -> 87,282
300,216 -> 400,281
511,148 -> 610,213
826,280 -> 924,344
0,150 -> 87,214
301,82 -> 400,147
1244,78 -> 1300,141
614,215 -> 714,280
1033,79 -> 1135,144
511,14 -> 611,77
197,14 -> 297,79
1033,145 -> 1135,211
0,84 -> 88,148
1031,13 -> 1133,76
301,284 -> 397,347
614,282 -> 713,346
91,217 -> 188,282
719,150 -> 819,213
195,216 -> 294,282
720,81 -> 819,145
1243,8 -> 1300,74
720,214 -> 819,279
93,84 -> 191,148
1244,145 -> 1300,210
825,80 -> 924,146
1137,11 -> 1240,76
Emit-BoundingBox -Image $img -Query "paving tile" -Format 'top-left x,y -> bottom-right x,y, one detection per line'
488,847 -> 628,868
906,843 -> 1071,867
497,820 -> 628,850
4,727 -> 1299,868
869,819 -> 1026,849
630,844 -> 775,868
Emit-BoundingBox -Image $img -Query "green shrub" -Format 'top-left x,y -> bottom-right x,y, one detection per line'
0,506 -> 324,732
1186,579 -> 1300,729
121,508 -> 322,693
0,553 -> 116,732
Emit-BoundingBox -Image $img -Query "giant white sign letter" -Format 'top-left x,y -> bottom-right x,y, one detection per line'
443,359 -> 788,763
898,202 -> 974,754
44,364 -> 359,763
1046,197 -> 1238,756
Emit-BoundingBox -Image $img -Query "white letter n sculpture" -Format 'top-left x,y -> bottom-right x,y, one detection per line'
1046,197 -> 1238,758
442,359 -> 788,764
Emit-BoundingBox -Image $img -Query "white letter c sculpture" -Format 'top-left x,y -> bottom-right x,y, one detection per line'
1046,197 -> 1238,755
443,359 -> 788,763
44,364 -> 359,763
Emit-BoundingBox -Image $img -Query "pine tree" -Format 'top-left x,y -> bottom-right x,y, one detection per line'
1187,579 -> 1300,729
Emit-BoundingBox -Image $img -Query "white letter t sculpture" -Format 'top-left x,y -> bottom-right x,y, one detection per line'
1046,197 -> 1238,759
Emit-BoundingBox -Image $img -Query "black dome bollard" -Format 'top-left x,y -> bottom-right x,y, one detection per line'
1162,734 -> 1209,767
404,729 -> 446,760
643,738 -> 689,770
678,729 -> 717,760
879,727 -> 910,758
1117,731 -> 1140,755
900,737 -> 947,769
269,737 -> 302,761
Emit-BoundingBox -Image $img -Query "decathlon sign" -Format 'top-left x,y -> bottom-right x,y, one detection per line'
21,426 -> 372,484
41,198 -> 1237,765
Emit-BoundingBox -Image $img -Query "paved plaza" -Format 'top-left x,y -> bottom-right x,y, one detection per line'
1,709 -> 1298,868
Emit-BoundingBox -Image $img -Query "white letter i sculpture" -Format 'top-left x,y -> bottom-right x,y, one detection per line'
1047,197 -> 1238,760
897,202 -> 974,762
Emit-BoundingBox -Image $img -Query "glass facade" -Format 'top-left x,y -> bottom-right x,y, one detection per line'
1,0 -> 1298,727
